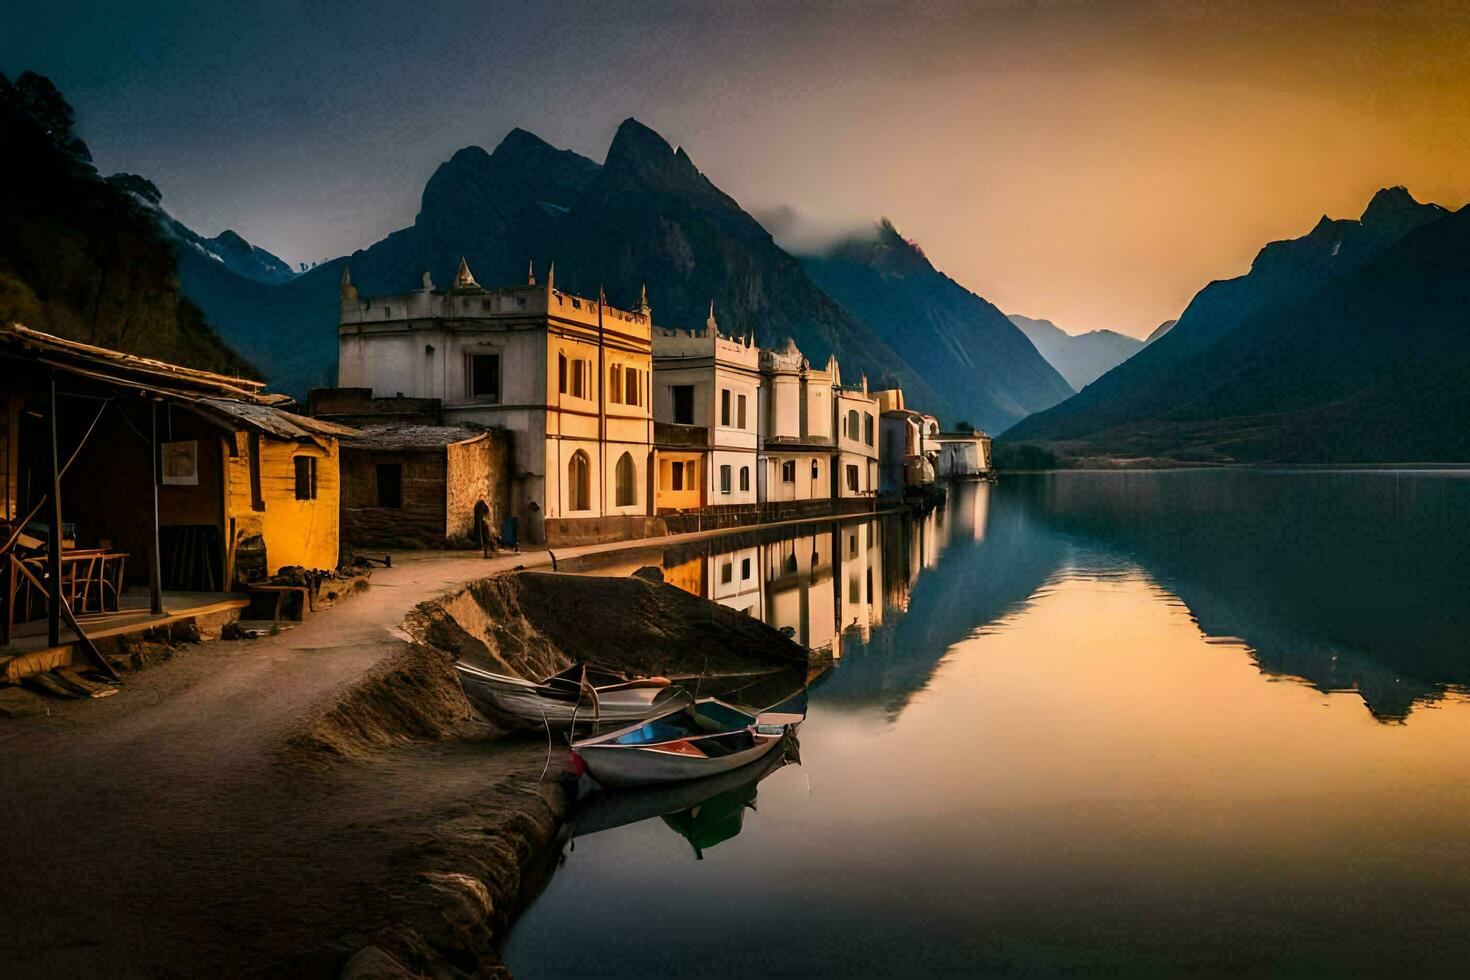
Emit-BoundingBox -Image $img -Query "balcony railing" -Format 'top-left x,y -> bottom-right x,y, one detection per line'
655,422 -> 708,447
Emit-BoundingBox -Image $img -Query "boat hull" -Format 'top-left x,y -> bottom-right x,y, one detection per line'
576,732 -> 786,787
455,665 -> 691,730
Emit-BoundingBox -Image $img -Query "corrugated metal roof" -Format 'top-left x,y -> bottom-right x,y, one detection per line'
195,399 -> 360,441
2,324 -> 357,444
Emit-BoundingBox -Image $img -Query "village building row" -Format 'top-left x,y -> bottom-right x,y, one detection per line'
325,260 -> 991,547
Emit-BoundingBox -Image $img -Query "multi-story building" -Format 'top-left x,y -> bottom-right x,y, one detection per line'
337,260 -> 653,545
832,366 -> 880,499
758,339 -> 837,502
876,388 -> 940,495
650,306 -> 761,511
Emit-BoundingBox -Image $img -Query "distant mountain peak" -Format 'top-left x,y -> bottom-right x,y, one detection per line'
1360,185 -> 1443,232
603,117 -> 700,187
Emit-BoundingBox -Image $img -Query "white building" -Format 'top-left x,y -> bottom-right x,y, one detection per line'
650,305 -> 761,510
337,260 -> 653,545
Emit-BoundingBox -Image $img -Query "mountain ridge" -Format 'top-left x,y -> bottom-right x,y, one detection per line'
1006,313 -> 1144,390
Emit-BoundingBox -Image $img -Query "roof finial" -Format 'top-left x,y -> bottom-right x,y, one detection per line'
637,281 -> 650,313
527,260 -> 536,286
453,256 -> 478,290
340,264 -> 358,302
547,261 -> 555,292
706,299 -> 718,335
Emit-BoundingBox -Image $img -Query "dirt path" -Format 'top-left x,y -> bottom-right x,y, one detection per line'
0,551 -> 565,976
0,518 -> 846,976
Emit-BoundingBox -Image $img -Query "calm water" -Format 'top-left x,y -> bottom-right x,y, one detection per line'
505,471 -> 1470,977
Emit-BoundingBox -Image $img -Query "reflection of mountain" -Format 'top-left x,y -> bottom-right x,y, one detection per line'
1012,471 -> 1470,721
814,483 -> 1069,719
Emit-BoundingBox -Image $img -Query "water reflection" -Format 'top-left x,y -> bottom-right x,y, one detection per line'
572,736 -> 798,860
509,472 -> 1470,977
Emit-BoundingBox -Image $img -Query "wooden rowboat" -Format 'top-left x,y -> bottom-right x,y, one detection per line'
454,661 -> 692,731
571,697 -> 803,787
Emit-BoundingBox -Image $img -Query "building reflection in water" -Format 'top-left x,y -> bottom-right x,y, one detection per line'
657,481 -> 993,660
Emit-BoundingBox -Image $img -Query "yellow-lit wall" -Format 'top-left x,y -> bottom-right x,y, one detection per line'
224,432 -> 341,578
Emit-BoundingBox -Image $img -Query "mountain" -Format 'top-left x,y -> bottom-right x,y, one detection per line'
181,120 -> 947,411
1144,318 -> 1177,344
797,221 -> 1074,432
1003,189 -> 1470,463
1007,313 -> 1144,390
0,71 -> 253,375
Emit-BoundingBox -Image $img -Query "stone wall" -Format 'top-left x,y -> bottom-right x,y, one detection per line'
444,432 -> 512,544
341,447 -> 448,550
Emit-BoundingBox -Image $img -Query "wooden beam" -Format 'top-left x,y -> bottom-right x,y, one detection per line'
149,400 -> 163,614
47,374 -> 62,647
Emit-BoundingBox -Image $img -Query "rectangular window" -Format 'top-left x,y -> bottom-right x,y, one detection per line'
469,353 -> 500,401
741,557 -> 751,580
684,461 -> 697,488
864,413 -> 874,446
570,359 -> 589,399
294,456 -> 318,501
672,385 -> 695,424
812,460 -> 820,479
610,364 -> 623,403
739,466 -> 750,492
781,460 -> 796,483
376,463 -> 402,508
721,562 -> 733,584
558,354 -> 567,394
721,389 -> 731,426
737,393 -> 747,429
671,460 -> 684,491
624,368 -> 640,406
720,464 -> 732,494
847,464 -> 859,493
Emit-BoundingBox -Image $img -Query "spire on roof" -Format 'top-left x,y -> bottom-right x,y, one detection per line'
452,256 -> 479,290
420,269 -> 434,291
637,282 -> 650,313
706,299 -> 718,334
547,261 -> 555,292
340,264 -> 358,302
527,260 -> 536,286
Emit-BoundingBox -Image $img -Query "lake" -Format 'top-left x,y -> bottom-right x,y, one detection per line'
504,470 -> 1470,977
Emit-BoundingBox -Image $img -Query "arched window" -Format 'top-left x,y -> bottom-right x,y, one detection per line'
739,466 -> 750,492
615,452 -> 636,507
568,450 -> 591,512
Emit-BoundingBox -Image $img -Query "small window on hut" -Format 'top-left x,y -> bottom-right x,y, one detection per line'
376,463 -> 402,508
469,353 -> 500,401
294,456 -> 318,501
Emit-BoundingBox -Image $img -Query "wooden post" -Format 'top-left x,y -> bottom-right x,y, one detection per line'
47,374 -> 62,647
149,400 -> 163,614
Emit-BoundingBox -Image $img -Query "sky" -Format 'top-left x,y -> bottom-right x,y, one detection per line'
5,0 -> 1469,338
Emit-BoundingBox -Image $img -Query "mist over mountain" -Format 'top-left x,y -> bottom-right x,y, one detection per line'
1004,188 -> 1470,463
0,71 -> 252,375
1007,314 -> 1144,389
797,220 -> 1073,431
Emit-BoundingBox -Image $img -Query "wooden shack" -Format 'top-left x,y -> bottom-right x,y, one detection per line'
0,324 -> 354,658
